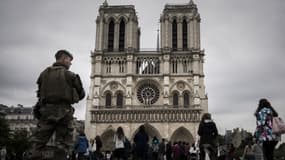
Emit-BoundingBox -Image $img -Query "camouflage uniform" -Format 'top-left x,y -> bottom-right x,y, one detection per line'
30,62 -> 85,159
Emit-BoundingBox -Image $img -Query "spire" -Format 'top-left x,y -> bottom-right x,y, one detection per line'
103,0 -> 108,7
189,0 -> 195,5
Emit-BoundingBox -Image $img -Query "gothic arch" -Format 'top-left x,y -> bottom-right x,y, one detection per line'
107,18 -> 115,51
182,90 -> 191,107
101,127 -> 115,151
170,16 -> 178,23
182,18 -> 188,50
171,90 -> 180,106
135,79 -> 162,91
100,81 -> 126,96
105,16 -> 116,24
104,91 -> 112,107
115,90 -> 124,107
119,18 -> 126,51
131,123 -> 162,142
169,80 -> 193,95
172,19 -> 178,50
118,15 -> 129,23
170,127 -> 194,144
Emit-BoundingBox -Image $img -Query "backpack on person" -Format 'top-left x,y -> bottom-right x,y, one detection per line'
40,66 -> 79,104
124,137 -> 131,150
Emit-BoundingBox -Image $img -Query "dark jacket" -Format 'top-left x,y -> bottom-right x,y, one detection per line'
198,119 -> 218,145
134,131 -> 149,155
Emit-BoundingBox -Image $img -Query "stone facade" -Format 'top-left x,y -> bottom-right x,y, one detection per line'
86,0 -> 208,151
4,104 -> 37,134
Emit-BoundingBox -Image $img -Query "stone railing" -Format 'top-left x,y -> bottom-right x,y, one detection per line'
90,107 -> 202,123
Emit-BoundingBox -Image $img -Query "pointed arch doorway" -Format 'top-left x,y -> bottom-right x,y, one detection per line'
170,127 -> 194,144
131,123 -> 162,142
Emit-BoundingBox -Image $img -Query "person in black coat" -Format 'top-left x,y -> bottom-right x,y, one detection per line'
133,125 -> 149,160
198,113 -> 218,160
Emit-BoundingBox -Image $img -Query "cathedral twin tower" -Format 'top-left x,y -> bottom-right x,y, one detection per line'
85,0 -> 208,150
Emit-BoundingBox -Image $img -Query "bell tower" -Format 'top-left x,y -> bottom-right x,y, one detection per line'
95,1 -> 140,53
160,0 -> 201,52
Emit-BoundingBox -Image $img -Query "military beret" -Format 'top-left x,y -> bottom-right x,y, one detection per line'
55,50 -> 73,60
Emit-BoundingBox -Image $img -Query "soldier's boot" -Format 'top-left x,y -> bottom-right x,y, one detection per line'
54,149 -> 68,160
27,150 -> 43,160
26,144 -> 43,160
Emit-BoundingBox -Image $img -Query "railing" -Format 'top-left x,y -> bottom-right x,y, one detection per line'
90,107 -> 202,123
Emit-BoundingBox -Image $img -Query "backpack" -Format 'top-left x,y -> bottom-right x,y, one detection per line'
40,66 -> 78,104
124,137 -> 131,150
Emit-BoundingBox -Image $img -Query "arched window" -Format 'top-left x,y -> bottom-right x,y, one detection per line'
183,92 -> 190,107
119,20 -> 125,51
173,92 -> 179,106
116,92 -> 123,107
182,19 -> 188,50
172,19 -> 177,51
108,20 -> 115,51
105,92 -> 112,107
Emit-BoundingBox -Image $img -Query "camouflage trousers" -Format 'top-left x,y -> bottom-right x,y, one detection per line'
30,104 -> 74,157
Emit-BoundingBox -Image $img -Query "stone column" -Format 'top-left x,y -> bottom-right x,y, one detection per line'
177,18 -> 183,50
163,54 -> 170,105
127,19 -> 133,49
114,21 -> 119,51
98,18 -> 104,51
197,19 -> 201,49
160,20 -> 165,49
126,54 -> 133,105
189,19 -> 194,49
95,18 -> 100,50
165,18 -> 170,48
187,19 -> 191,49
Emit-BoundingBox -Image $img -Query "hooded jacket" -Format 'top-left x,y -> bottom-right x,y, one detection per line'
198,119 -> 218,145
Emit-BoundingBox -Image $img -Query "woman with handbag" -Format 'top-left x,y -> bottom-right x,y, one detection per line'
254,98 -> 281,160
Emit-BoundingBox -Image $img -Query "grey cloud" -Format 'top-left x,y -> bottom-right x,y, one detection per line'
0,0 -> 285,136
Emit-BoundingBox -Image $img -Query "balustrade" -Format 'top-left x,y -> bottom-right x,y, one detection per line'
90,108 -> 201,123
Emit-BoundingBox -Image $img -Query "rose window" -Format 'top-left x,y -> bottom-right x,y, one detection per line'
137,83 -> 160,105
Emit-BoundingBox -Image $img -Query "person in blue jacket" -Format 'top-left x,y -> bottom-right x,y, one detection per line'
74,131 -> 89,160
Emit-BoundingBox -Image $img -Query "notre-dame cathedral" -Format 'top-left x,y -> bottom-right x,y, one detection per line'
85,0 -> 208,150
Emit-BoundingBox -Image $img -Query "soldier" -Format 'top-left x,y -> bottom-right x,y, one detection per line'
29,50 -> 85,159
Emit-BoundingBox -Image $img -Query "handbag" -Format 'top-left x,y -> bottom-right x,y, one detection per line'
272,117 -> 285,134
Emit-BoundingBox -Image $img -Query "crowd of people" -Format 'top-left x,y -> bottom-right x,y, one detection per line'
69,98 -> 282,160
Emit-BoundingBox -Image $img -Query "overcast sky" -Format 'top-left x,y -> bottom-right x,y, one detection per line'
1,0 -> 285,136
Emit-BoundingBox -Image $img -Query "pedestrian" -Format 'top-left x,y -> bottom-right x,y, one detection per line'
242,141 -> 255,160
158,138 -> 166,160
165,141 -> 172,160
29,50 -> 85,159
133,125 -> 149,160
172,142 -> 182,160
74,131 -> 89,160
226,143 -> 235,160
94,135 -> 103,160
198,113 -> 218,160
151,136 -> 159,160
0,147 -> 6,160
254,98 -> 281,160
252,138 -> 263,160
113,127 -> 127,160
189,143 -> 198,160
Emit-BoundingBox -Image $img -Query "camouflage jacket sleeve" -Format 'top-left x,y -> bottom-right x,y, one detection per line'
66,71 -> 86,101
36,68 -> 47,100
